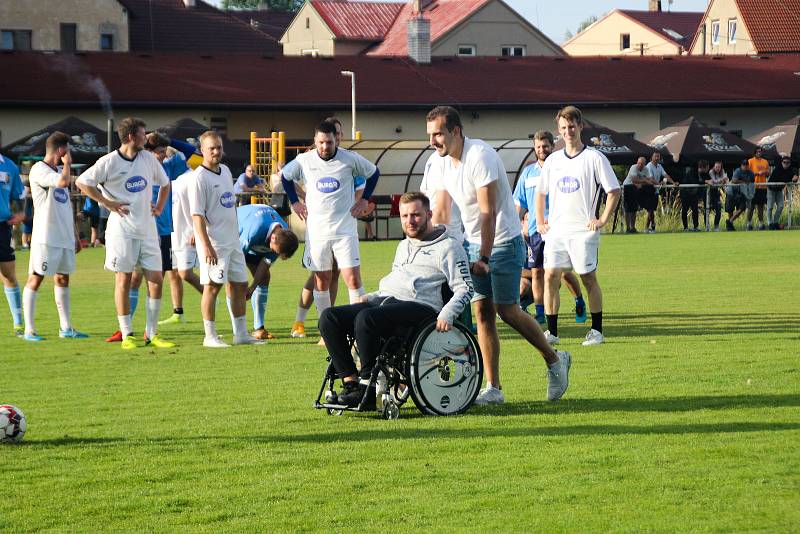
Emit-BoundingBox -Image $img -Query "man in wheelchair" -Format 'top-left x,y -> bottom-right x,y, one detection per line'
318,191 -> 474,408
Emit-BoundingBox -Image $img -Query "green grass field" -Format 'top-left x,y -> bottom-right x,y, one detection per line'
3,231 -> 799,532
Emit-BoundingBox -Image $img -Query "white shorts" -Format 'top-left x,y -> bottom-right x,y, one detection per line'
543,231 -> 600,275
173,247 -> 198,271
198,246 -> 248,285
307,234 -> 360,271
105,235 -> 162,273
29,244 -> 75,276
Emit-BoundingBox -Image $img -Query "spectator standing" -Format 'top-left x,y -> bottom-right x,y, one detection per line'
767,156 -> 798,229
678,160 -> 708,232
705,161 -> 728,231
234,165 -> 265,206
748,148 -> 770,230
645,152 -> 673,232
622,157 -> 651,234
726,159 -> 753,231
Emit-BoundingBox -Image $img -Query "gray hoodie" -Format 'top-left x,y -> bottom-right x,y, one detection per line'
367,226 -> 474,325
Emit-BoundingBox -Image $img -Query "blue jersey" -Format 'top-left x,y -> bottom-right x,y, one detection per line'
237,204 -> 288,263
0,155 -> 24,222
513,162 -> 549,224
153,154 -> 189,236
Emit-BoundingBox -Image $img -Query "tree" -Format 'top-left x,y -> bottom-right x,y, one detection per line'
564,15 -> 599,40
221,0 -> 303,11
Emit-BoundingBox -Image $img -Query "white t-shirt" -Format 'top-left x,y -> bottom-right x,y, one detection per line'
77,150 -> 168,239
282,147 -> 377,240
540,147 -> 620,236
171,170 -> 195,249
188,164 -> 239,250
421,152 -> 464,243
623,164 -> 652,186
438,137 -> 519,245
645,162 -> 667,183
28,161 -> 74,248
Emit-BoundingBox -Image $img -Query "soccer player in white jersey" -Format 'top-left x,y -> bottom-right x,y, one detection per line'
425,106 -> 571,405
281,121 -> 380,321
189,131 -> 262,348
21,132 -> 87,341
171,168 -> 203,297
76,117 -> 175,350
535,106 -> 621,347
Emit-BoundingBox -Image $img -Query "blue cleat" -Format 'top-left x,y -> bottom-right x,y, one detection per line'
23,332 -> 45,342
575,302 -> 587,324
535,310 -> 546,325
60,328 -> 89,339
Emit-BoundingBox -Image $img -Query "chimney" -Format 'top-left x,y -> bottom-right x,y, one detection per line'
408,3 -> 431,64
648,0 -> 662,11
183,0 -> 196,7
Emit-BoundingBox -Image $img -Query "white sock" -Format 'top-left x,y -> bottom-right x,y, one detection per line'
118,314 -> 133,337
145,297 -> 161,339
54,286 -> 71,331
232,315 -> 247,339
22,287 -> 37,334
313,290 -> 331,316
348,286 -> 366,304
225,297 -> 236,325
203,320 -> 217,339
295,305 -> 309,323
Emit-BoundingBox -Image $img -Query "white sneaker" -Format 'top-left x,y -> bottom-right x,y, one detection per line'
232,335 -> 266,345
473,385 -> 505,406
582,329 -> 605,346
546,351 -> 571,401
543,330 -> 560,345
203,336 -> 230,348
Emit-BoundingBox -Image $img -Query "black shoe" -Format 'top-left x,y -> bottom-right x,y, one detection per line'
338,382 -> 376,409
726,220 -> 735,231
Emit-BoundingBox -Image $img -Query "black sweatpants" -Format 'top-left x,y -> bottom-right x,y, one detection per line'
318,298 -> 437,380
680,193 -> 699,229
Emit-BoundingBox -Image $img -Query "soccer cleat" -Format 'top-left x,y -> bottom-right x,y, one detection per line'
121,335 -> 139,350
575,302 -> 587,324
106,330 -> 123,343
59,328 -> 89,339
203,336 -> 230,348
251,327 -> 275,340
158,313 -> 185,326
473,385 -> 505,406
145,334 -> 176,348
543,330 -> 560,345
290,321 -> 306,338
232,334 -> 266,346
546,351 -> 571,401
14,324 -> 24,338
23,332 -> 45,342
582,329 -> 605,346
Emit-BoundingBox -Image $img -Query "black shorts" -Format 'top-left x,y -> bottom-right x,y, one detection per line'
88,213 -> 100,229
0,223 -> 14,262
753,189 -> 767,205
623,184 -> 639,213
159,234 -> 173,272
725,192 -> 746,212
638,185 -> 658,211
525,232 -> 544,269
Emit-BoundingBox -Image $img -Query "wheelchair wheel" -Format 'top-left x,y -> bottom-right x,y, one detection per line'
406,321 -> 483,416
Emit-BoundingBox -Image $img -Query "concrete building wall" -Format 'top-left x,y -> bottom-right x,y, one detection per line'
689,0 -> 753,55
280,3 -> 337,56
0,0 -> 128,52
563,11 -> 681,56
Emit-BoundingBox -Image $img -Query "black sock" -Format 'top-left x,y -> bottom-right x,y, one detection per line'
546,315 -> 558,337
591,312 -> 603,333
174,307 -> 183,315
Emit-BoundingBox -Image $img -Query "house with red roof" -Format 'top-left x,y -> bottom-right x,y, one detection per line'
280,0 -> 562,57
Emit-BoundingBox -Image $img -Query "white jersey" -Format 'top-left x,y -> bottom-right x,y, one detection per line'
188,164 -> 239,251
77,150 -> 168,239
623,164 -> 651,186
540,147 -> 620,236
171,171 -> 195,249
28,161 -> 74,248
645,162 -> 667,183
437,137 -> 519,245
282,147 -> 377,240
421,152 -> 465,243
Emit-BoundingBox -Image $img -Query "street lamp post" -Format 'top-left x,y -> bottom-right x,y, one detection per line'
340,70 -> 356,139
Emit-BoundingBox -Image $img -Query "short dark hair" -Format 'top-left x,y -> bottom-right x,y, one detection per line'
698,159 -> 709,168
426,106 -> 463,133
323,116 -> 342,129
555,105 -> 583,126
273,228 -> 299,259
533,130 -> 554,145
315,121 -> 338,136
399,191 -> 430,210
117,117 -> 146,144
741,159 -> 749,166
45,131 -> 70,153
145,132 -> 170,151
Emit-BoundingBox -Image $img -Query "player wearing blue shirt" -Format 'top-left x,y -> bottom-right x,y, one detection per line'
237,204 -> 298,339
0,152 -> 25,336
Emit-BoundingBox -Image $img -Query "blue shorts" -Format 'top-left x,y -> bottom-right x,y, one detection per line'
466,235 -> 525,305
525,233 -> 544,269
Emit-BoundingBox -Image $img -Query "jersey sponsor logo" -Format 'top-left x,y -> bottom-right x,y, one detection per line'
557,176 -> 581,193
125,176 -> 148,193
316,177 -> 340,194
220,191 -> 235,208
53,188 -> 69,204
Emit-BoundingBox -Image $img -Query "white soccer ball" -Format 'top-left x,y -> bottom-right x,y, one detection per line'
0,404 -> 26,444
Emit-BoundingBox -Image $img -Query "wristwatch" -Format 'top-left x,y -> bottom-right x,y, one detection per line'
479,255 -> 490,265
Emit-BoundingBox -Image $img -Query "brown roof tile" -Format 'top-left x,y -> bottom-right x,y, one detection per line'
310,0 -> 403,41
735,0 -> 800,53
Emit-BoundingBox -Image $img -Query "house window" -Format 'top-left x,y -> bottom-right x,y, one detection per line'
620,33 -> 631,50
305,17 -> 310,29
301,48 -> 320,57
100,33 -> 114,50
711,20 -> 720,45
60,23 -> 77,51
501,45 -> 525,56
457,44 -> 476,56
728,19 -> 737,44
1,29 -> 32,51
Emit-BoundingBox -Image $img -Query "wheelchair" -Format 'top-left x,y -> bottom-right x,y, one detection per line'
314,318 -> 483,419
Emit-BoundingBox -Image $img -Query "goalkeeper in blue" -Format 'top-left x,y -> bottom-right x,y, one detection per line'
237,204 -> 299,339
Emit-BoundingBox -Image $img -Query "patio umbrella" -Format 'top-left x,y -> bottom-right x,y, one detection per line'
643,116 -> 758,165
748,115 -> 800,161
553,118 -> 665,164
1,116 -> 110,164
